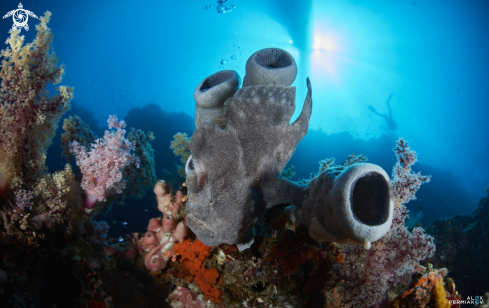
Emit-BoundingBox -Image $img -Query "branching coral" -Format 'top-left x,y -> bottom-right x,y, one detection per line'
61,115 -> 97,162
1,164 -> 82,244
0,12 -> 73,190
0,12 -> 81,244
170,132 -> 191,178
122,128 -> 157,199
32,164 -> 82,212
324,139 -> 435,307
0,12 -> 158,307
392,138 -> 431,204
341,153 -> 368,167
170,133 -> 191,165
69,115 -> 140,214
280,165 -> 296,179
64,115 -> 156,214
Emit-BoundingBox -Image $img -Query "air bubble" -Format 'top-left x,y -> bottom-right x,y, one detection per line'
216,0 -> 235,13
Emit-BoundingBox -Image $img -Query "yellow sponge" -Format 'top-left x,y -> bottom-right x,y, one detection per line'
432,278 -> 450,308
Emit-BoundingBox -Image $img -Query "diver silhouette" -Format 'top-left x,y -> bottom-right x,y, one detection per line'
368,93 -> 398,131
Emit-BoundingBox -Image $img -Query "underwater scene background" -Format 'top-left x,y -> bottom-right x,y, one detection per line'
0,0 -> 488,307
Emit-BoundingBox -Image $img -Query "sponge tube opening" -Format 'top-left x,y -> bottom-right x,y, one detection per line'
351,171 -> 391,226
254,49 -> 294,69
200,70 -> 238,92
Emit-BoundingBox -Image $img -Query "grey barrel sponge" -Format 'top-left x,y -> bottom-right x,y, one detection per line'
242,48 -> 297,87
194,70 -> 240,128
286,163 -> 394,249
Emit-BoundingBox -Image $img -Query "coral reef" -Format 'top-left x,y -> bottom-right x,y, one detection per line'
173,239 -> 222,303
185,48 -> 397,252
0,12 -> 82,247
389,266 -> 460,308
0,14 -> 98,306
297,154 -> 367,186
0,14 -> 158,307
476,293 -> 489,308
427,187 -> 489,297
140,139 -> 444,308
322,139 -> 435,307
169,286 -> 209,308
0,12 -> 73,190
61,115 -> 98,162
136,182 -> 223,304
67,115 -> 156,217
149,198 -> 343,307
123,127 -> 157,199
0,14 -> 467,307
137,181 -> 188,272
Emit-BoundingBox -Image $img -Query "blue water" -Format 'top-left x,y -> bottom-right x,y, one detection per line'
2,0 -> 488,235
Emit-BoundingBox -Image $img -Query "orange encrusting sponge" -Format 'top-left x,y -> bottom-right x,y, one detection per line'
173,239 -> 222,303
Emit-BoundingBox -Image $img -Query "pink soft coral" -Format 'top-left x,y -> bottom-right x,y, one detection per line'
69,115 -> 139,213
326,138 -> 434,308
392,138 -> 431,204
